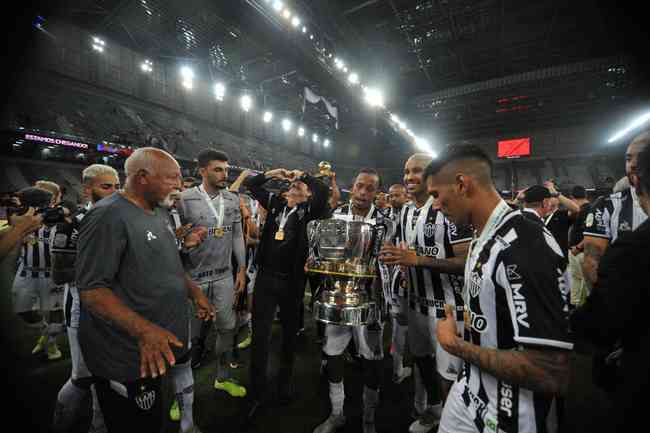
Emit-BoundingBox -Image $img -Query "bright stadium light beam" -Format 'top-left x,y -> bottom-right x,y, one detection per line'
282,9 -> 291,19
282,118 -> 292,132
348,72 -> 359,85
291,16 -> 301,27
214,82 -> 226,101
240,95 -> 253,112
312,133 -> 319,143
272,1 -> 283,12
363,87 -> 384,108
323,139 -> 330,148
302,26 -> 307,33
180,66 -> 194,80
298,127 -> 305,137
608,111 -> 650,143
263,111 -> 273,123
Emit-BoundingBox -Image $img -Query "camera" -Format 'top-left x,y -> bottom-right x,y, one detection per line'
7,205 -> 66,226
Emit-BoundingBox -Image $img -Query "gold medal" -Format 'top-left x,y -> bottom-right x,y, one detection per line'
27,235 -> 38,246
275,229 -> 285,241
214,227 -> 224,238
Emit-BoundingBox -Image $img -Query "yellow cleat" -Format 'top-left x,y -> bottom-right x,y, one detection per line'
237,335 -> 252,350
32,335 -> 47,355
169,399 -> 180,422
47,341 -> 62,361
214,379 -> 247,398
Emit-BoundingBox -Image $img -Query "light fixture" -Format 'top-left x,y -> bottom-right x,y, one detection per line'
310,34 -> 314,40
263,111 -> 273,123
180,66 -> 194,80
283,9 -> 291,19
312,133 -> 319,143
214,82 -> 226,101
182,81 -> 193,90
282,118 -> 292,131
291,16 -> 300,27
323,139 -> 330,147
302,26 -> 307,33
298,127 -> 305,137
390,114 -> 399,123
348,72 -> 359,85
273,1 -> 283,12
342,66 -> 348,73
608,111 -> 650,143
363,87 -> 384,108
240,95 -> 252,112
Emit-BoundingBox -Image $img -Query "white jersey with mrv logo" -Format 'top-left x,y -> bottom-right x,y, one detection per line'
458,203 -> 572,433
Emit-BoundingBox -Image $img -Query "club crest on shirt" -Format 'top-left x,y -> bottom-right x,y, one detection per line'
618,221 -> 632,232
469,272 -> 482,298
506,264 -> 521,281
585,213 -> 594,228
135,389 -> 156,411
424,223 -> 436,238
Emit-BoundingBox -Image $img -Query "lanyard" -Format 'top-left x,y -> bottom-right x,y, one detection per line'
544,209 -> 556,226
465,200 -> 512,285
278,206 -> 297,232
405,196 -> 434,248
199,185 -> 224,228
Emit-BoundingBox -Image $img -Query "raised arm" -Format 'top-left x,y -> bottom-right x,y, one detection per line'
582,235 -> 609,286
301,172 -> 330,220
243,168 -> 290,210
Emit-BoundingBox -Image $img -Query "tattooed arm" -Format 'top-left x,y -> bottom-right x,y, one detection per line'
582,236 -> 609,286
437,305 -> 570,395
380,241 -> 469,275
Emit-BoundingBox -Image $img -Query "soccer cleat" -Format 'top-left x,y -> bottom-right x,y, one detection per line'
47,341 -> 62,361
214,379 -> 247,397
408,404 -> 441,433
392,366 -> 412,384
237,335 -> 252,350
169,399 -> 180,422
313,414 -> 346,433
32,335 -> 47,355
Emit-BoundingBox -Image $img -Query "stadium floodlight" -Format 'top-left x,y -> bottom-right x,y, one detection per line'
363,87 -> 384,108
283,9 -> 291,19
348,72 -> 359,85
282,118 -> 292,132
180,66 -> 194,80
291,17 -> 301,27
312,133 -> 319,143
92,37 -> 105,46
214,82 -> 226,101
323,139 -> 330,148
390,114 -> 399,123
141,60 -> 153,72
92,44 -> 104,52
263,111 -> 273,123
309,34 -> 314,40
298,127 -> 305,137
342,66 -> 348,73
240,95 -> 253,112
608,111 -> 650,143
272,1 -> 283,12
302,26 -> 307,33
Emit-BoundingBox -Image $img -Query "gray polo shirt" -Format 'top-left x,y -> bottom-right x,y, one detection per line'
76,193 -> 189,382
178,186 -> 245,280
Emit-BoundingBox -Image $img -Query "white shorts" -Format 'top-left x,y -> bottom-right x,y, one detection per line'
67,326 -> 92,380
12,276 -> 64,313
438,379 -> 481,433
64,283 -> 80,328
323,322 -> 384,361
408,309 -> 463,381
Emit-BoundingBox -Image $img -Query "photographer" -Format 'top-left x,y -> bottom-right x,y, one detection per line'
0,207 -> 43,264
11,186 -> 66,360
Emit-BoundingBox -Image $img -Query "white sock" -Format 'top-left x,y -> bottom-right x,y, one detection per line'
171,361 -> 195,433
362,386 -> 379,423
52,379 -> 90,432
90,384 -> 107,433
413,364 -> 428,415
329,381 -> 345,416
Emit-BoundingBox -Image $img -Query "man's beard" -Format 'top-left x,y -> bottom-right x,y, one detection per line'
158,193 -> 176,209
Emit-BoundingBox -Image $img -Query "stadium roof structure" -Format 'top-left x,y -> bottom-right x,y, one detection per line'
54,0 -> 649,150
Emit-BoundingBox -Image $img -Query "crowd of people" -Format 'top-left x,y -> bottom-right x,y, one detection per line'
0,129 -> 648,433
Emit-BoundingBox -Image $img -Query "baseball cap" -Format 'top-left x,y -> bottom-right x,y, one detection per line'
523,185 -> 551,203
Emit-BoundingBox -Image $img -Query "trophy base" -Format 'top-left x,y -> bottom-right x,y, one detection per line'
313,301 -> 379,326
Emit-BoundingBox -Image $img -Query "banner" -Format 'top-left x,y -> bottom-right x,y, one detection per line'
303,87 -> 339,129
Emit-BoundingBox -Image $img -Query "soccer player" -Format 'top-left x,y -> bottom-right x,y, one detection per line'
313,168 -> 391,433
12,184 -> 65,361
178,149 -> 247,397
51,164 -> 120,433
386,184 -> 411,383
424,144 -> 572,433
380,154 -> 471,433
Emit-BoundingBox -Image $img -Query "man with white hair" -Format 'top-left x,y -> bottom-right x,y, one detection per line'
75,148 -> 215,433
51,164 -> 120,433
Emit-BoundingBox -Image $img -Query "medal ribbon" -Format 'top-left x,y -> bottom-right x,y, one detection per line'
199,185 -> 224,229
278,206 -> 297,233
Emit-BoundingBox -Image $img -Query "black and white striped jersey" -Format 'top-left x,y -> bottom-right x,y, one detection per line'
583,187 -> 647,242
400,200 -> 472,319
16,225 -> 53,279
459,201 -> 572,433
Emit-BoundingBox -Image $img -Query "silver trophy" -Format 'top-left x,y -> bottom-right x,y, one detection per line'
307,217 -> 394,325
